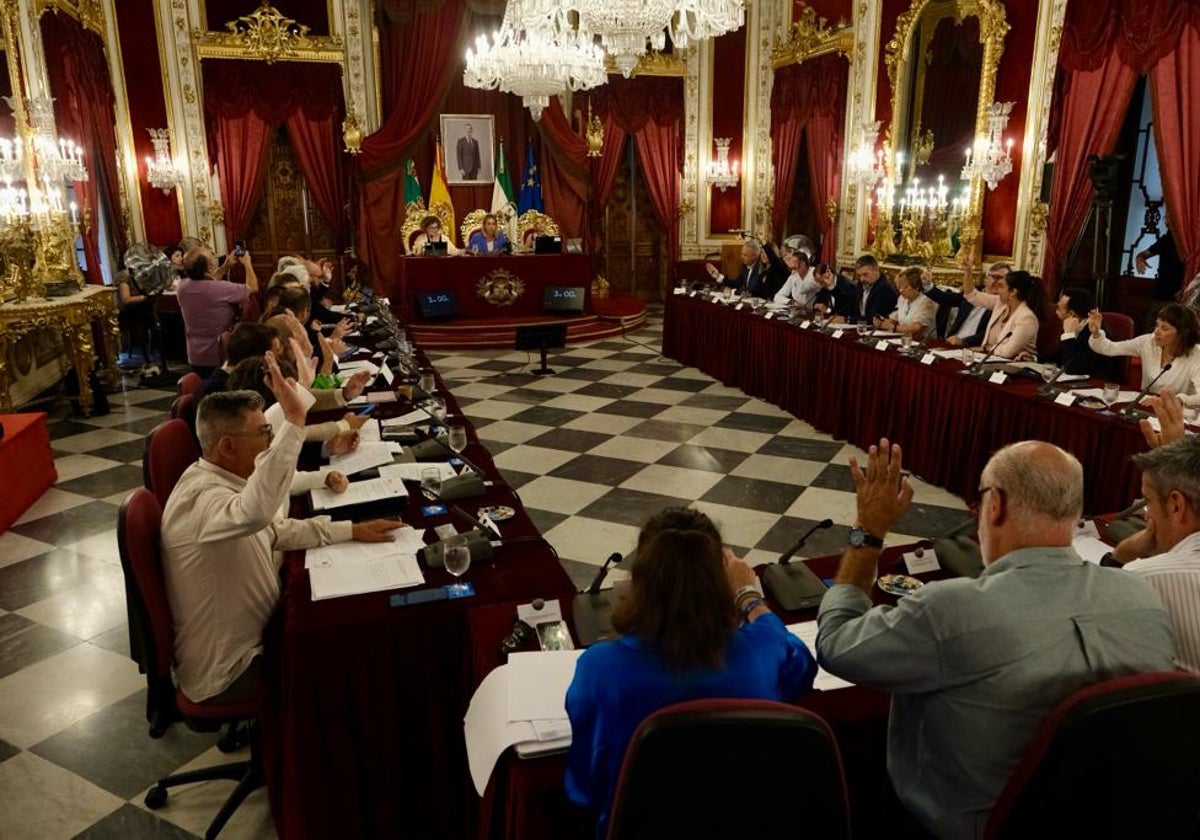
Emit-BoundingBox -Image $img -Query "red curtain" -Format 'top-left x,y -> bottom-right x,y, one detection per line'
1059,0 -> 1195,74
633,119 -> 681,264
770,55 -> 847,252
285,111 -> 349,245
536,101 -> 589,239
1042,50 -> 1137,292
358,2 -> 466,286
1151,20 -> 1200,279
209,111 -> 272,243
41,11 -> 125,283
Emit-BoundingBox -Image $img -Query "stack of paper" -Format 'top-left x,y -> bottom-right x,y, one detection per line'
786,622 -> 853,692
329,441 -> 396,476
309,476 -> 408,510
379,462 -> 459,482
306,532 -> 426,601
381,409 -> 430,428
358,419 -> 381,442
463,650 -> 584,796
339,360 -> 380,376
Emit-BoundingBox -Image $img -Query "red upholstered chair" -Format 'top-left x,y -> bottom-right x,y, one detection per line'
177,372 -> 203,397
984,671 -> 1200,840
606,699 -> 850,840
143,418 -> 199,508
1100,311 -> 1137,389
117,489 -> 264,839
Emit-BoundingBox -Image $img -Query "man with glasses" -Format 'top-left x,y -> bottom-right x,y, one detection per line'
815,438 -> 1175,838
162,353 -> 402,704
923,261 -> 1010,346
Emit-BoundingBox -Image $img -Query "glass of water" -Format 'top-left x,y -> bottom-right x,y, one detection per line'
1041,366 -> 1058,384
901,333 -> 913,351
960,347 -> 973,365
419,371 -> 436,395
856,322 -> 871,340
448,424 -> 468,456
431,396 -> 448,424
1102,382 -> 1121,408
420,466 -> 442,499
444,538 -> 471,596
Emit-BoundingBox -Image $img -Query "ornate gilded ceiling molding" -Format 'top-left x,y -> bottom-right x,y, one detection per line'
884,0 -> 1008,99
604,51 -> 686,78
192,1 -> 344,64
35,0 -> 104,37
771,5 -> 853,68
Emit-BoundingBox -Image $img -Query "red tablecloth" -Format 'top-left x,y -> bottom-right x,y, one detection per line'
0,413 -> 55,532
386,254 -> 593,320
264,361 -> 575,839
662,294 -> 1146,514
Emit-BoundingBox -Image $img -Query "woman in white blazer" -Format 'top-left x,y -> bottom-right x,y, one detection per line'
1087,303 -> 1200,405
962,269 -> 1044,360
876,266 -> 937,340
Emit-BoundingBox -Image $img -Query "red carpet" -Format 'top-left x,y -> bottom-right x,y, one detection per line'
406,296 -> 648,348
0,413 -> 56,532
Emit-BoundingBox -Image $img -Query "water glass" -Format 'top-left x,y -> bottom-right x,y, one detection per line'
901,333 -> 913,351
856,322 -> 871,340
419,371 -> 436,395
420,466 -> 442,499
444,539 -> 472,596
448,424 -> 468,456
1041,366 -> 1058,384
1102,382 -> 1121,407
431,396 -> 448,424
960,347 -> 973,365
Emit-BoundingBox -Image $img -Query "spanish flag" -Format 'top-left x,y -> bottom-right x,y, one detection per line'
429,138 -> 457,244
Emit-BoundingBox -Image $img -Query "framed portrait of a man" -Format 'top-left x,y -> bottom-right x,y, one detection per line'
440,114 -> 495,186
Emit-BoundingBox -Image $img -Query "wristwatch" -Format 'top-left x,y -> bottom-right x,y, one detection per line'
848,527 -> 884,550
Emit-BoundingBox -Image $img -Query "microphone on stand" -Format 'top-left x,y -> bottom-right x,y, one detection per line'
421,503 -> 499,568
1037,339 -> 1091,397
1119,363 -> 1173,419
761,519 -> 835,611
573,552 -> 626,647
964,330 -> 1013,377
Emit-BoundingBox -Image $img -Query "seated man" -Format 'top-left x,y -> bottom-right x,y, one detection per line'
923,262 -> 1010,346
773,244 -> 819,307
817,438 -> 1175,838
1052,287 -> 1113,378
196,322 -> 280,403
813,264 -> 856,320
1108,432 -> 1200,674
834,254 -> 897,325
161,357 -> 402,703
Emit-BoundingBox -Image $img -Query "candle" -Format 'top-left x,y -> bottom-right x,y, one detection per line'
69,200 -> 77,225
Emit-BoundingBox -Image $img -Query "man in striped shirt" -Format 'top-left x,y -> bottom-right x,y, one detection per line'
1111,435 -> 1200,673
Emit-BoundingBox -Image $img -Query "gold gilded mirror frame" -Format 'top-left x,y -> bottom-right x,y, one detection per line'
884,0 -> 1009,264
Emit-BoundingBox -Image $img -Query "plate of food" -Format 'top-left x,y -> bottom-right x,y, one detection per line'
877,574 -> 925,597
1076,396 -> 1107,411
477,504 -> 516,522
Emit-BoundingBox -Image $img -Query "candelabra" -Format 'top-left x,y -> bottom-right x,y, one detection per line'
868,173 -> 970,264
705,138 -> 739,191
0,92 -> 86,301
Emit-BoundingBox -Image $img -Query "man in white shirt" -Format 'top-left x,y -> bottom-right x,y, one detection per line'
1110,434 -> 1200,673
773,241 -> 820,307
161,353 -> 402,703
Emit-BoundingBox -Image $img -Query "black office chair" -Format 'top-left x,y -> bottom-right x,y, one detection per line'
607,698 -> 850,840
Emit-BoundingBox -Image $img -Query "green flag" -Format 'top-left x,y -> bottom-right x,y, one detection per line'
496,140 -> 515,206
404,158 -> 424,211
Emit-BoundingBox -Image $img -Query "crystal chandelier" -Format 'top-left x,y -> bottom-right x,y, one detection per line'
846,121 -> 886,188
705,137 -> 738,191
962,101 -> 1015,191
464,1 -> 606,121
564,0 -> 744,78
145,128 -> 184,193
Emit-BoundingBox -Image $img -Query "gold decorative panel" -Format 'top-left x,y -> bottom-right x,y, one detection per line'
192,1 -> 344,64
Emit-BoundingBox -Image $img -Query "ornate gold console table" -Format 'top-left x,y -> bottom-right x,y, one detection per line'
0,286 -> 121,416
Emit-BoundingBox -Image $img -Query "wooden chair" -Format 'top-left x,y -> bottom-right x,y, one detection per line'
517,210 -> 560,251
459,209 -> 488,248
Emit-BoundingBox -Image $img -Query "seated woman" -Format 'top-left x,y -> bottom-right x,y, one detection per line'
116,268 -> 156,365
1087,302 -> 1200,404
466,213 -> 510,254
412,215 -> 460,255
1052,287 -> 1112,378
876,266 -> 937,340
565,508 -> 816,834
962,269 -> 1043,360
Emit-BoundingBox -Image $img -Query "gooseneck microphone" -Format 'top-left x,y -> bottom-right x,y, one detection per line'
574,551 -> 627,647
779,518 -> 835,565
1120,363 -> 1173,418
585,552 -> 623,595
1038,338 -> 1091,397
965,330 -> 1013,377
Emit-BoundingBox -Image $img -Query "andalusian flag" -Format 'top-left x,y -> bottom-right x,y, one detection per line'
403,158 -> 424,211
491,140 -> 517,241
429,139 -> 456,243
517,139 -> 544,215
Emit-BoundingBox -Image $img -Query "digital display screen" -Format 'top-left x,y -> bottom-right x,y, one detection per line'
417,290 -> 460,318
543,286 -> 585,313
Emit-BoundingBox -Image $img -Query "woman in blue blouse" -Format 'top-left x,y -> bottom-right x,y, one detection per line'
467,213 -> 510,254
565,508 -> 817,834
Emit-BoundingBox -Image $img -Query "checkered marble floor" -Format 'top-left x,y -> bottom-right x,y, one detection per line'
0,305 -> 968,838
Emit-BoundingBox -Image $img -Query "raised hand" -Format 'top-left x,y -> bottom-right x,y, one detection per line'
849,437 -> 914,541
263,350 -> 308,428
705,262 -> 720,279
289,337 -> 316,387
341,370 -> 372,401
1140,388 -> 1186,448
1087,309 -> 1103,335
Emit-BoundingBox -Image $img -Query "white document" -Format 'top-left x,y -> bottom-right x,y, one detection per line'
464,667 -> 563,796
366,391 -> 398,404
380,409 -> 430,428
308,553 -> 425,601
356,418 -> 381,442
328,441 -> 396,476
826,322 -> 858,330
339,360 -> 380,376
786,622 -> 853,692
505,650 -> 584,723
1075,519 -> 1101,540
379,461 -> 459,482
304,530 -> 426,568
904,550 -> 941,575
1073,534 -> 1113,565
1070,387 -> 1141,404
309,476 -> 408,510
1054,391 -> 1077,407
379,363 -> 394,385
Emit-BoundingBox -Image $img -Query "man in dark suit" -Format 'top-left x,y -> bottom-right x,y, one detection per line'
923,262 -> 1009,346
457,124 -> 481,181
813,265 -> 857,319
1053,287 -> 1114,378
704,235 -> 789,299
847,254 -> 898,324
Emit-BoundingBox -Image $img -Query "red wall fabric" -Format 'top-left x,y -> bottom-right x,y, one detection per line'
1059,0 -> 1198,74
1151,21 -> 1200,279
536,101 -> 589,240
709,27 -> 746,235
115,0 -> 181,247
633,118 -> 682,263
284,111 -> 349,246
804,113 -> 841,260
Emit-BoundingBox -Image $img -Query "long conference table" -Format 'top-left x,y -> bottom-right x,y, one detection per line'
259,339 -> 576,839
662,292 -> 1148,515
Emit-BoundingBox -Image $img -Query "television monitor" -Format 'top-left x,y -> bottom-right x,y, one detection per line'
533,235 -> 562,254
423,241 -> 448,256
416,290 -> 461,319
543,286 -> 585,314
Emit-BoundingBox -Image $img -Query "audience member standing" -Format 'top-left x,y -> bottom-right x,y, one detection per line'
176,246 -> 258,377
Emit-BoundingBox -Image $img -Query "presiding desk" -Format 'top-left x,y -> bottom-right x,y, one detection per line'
264,350 -> 575,839
385,253 -> 593,321
663,292 -> 1149,515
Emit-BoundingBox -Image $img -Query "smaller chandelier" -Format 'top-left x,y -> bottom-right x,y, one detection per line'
962,101 -> 1015,191
145,128 -> 184,193
705,137 -> 739,191
847,121 -> 885,189
464,1 -> 606,121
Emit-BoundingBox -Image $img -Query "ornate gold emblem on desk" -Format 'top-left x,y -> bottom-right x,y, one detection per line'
476,270 -> 525,307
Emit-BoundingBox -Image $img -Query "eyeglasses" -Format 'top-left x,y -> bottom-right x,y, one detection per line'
226,424 -> 274,444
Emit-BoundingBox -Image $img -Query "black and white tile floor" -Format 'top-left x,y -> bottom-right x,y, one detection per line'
0,305 -> 969,838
